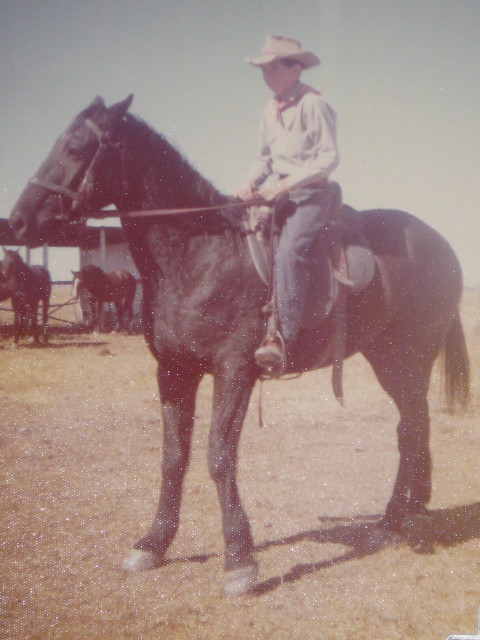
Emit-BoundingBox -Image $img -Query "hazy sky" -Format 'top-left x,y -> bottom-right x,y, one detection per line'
1,0 -> 479,284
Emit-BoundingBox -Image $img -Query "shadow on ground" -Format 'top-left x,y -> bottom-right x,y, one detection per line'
143,502 -> 480,595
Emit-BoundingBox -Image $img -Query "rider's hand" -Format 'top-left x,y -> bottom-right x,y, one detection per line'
258,178 -> 290,202
235,183 -> 260,202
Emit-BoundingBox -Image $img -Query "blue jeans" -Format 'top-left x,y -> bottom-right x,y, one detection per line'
274,187 -> 331,343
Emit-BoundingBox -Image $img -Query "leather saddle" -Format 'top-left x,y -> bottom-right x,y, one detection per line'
245,182 -> 375,321
243,181 -> 376,401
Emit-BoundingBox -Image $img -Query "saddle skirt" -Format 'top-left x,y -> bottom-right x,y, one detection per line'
245,195 -> 376,330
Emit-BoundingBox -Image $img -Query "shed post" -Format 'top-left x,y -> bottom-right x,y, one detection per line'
100,228 -> 106,270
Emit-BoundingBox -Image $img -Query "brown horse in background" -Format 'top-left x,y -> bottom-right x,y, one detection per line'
0,269 -> 13,302
1,249 -> 51,345
72,265 -> 136,333
9,96 -> 470,596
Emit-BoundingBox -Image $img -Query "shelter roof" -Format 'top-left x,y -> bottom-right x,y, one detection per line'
0,218 -> 125,249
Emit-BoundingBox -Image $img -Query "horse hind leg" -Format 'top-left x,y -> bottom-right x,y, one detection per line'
383,395 -> 431,529
118,300 -> 128,333
122,289 -> 135,334
363,338 -> 435,531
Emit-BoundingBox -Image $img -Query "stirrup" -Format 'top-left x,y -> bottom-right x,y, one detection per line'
255,331 -> 286,378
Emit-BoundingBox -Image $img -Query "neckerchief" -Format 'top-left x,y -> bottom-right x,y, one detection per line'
274,84 -> 321,122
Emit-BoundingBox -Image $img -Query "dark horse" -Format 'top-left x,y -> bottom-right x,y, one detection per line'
72,265 -> 136,332
1,249 -> 51,345
9,96 -> 469,595
0,268 -> 13,302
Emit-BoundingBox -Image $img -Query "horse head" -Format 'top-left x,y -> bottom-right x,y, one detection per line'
1,248 -> 24,279
9,95 -> 134,247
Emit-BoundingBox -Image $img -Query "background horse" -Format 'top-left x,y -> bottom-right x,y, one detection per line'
71,265 -> 136,333
0,269 -> 13,302
9,96 -> 470,596
1,249 -> 51,345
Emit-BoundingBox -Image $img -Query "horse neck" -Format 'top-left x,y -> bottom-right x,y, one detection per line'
119,117 -> 226,211
114,118 -> 246,284
7,260 -> 30,287
87,272 -> 108,297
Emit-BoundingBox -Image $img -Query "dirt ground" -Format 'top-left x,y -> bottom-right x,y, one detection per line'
0,288 -> 479,639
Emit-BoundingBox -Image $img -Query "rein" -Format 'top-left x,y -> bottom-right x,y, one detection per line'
87,200 -> 267,220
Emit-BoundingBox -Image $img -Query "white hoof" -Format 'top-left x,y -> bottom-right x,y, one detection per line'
121,549 -> 163,572
223,564 -> 258,597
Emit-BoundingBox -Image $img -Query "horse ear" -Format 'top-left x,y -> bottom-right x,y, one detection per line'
108,94 -> 134,120
89,96 -> 106,110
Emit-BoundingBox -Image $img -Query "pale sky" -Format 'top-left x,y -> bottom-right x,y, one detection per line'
1,0 -> 479,285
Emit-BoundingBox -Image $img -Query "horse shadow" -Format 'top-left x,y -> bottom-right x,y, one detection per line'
165,502 -> 480,596
249,501 -> 480,595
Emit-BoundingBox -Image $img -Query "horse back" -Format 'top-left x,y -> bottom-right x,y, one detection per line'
106,269 -> 136,297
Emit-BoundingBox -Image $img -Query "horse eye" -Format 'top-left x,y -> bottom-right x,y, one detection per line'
66,126 -> 90,158
67,136 -> 88,159
66,145 -> 85,160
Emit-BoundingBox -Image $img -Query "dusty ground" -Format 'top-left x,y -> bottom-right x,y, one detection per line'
0,288 -> 479,639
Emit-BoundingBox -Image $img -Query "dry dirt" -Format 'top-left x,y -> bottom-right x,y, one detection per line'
0,288 -> 479,639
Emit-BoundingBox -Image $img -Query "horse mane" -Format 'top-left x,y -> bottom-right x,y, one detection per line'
121,115 -> 240,235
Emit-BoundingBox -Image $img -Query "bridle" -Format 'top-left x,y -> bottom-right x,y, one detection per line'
29,118 -> 116,223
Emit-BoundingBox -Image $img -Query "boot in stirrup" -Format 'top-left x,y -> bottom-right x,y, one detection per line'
255,332 -> 286,377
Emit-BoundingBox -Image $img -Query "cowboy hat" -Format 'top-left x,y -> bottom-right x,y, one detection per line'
247,35 -> 320,69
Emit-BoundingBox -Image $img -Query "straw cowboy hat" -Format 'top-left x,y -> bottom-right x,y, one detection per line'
247,35 -> 320,69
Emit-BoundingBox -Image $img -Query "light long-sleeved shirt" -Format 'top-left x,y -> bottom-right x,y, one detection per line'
248,81 -> 339,192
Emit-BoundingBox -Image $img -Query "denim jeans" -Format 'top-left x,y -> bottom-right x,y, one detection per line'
274,186 -> 331,342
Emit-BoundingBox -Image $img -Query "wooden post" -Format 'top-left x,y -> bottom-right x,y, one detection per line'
100,227 -> 106,270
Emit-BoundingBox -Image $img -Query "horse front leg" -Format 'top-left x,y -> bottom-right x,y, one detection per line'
93,301 -> 101,333
208,364 -> 258,596
122,361 -> 201,571
30,303 -> 40,344
12,298 -> 27,345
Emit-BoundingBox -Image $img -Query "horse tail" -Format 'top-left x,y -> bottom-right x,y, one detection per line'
442,310 -> 470,413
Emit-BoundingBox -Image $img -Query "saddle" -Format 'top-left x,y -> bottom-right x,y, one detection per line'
244,182 -> 376,402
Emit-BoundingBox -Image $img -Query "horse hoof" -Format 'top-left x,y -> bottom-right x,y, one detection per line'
121,549 -> 163,572
223,563 -> 258,597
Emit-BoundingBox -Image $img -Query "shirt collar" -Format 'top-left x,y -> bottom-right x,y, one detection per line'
274,81 -> 303,103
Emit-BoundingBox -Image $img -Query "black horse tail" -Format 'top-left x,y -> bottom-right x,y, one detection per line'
442,311 -> 470,413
